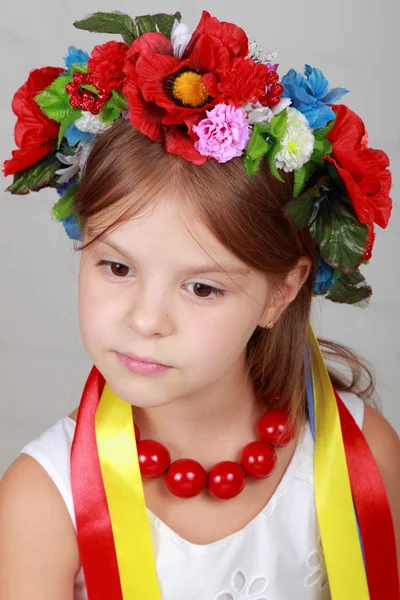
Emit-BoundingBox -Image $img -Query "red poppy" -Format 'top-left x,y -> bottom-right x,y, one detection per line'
325,104 -> 392,229
88,41 -> 128,92
122,10 -> 250,163
3,67 -> 64,176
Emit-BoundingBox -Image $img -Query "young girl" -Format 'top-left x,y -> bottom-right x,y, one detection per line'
0,9 -> 399,600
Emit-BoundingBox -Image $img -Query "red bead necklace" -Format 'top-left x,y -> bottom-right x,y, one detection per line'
135,407 -> 295,500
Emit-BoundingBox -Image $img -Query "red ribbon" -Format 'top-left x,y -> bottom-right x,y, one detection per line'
70,366 -> 123,600
336,390 -> 400,599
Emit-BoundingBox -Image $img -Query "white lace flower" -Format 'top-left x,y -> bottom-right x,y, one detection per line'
171,19 -> 192,58
274,107 -> 314,172
74,112 -> 111,134
214,569 -> 269,600
243,97 -> 291,125
55,140 -> 95,184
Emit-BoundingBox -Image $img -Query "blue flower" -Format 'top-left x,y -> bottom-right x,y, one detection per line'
64,46 -> 89,69
281,64 -> 349,129
56,179 -> 77,197
61,215 -> 82,241
313,255 -> 341,293
64,124 -> 95,147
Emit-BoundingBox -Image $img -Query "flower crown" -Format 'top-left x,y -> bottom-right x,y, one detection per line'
3,10 -> 392,306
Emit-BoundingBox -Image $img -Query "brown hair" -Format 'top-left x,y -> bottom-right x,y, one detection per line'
73,117 -> 379,425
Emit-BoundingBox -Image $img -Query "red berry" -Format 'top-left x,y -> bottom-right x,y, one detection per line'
240,441 -> 277,479
363,242 -> 373,261
258,92 -> 270,107
82,98 -> 95,112
137,439 -> 171,478
66,81 -> 78,94
207,461 -> 246,499
166,459 -> 207,498
270,83 -> 284,97
258,410 -> 294,447
266,71 -> 279,85
93,78 -> 102,90
90,100 -> 103,115
73,72 -> 85,85
69,94 -> 83,108
97,90 -> 111,103
268,95 -> 280,107
82,91 -> 94,100
85,73 -> 94,84
134,423 -> 141,442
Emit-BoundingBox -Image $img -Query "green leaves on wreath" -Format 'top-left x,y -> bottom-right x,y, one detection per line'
73,11 -> 181,46
325,270 -> 372,305
51,182 -> 79,221
293,117 -> 336,197
284,175 -> 368,272
6,153 -> 62,195
243,111 -> 288,177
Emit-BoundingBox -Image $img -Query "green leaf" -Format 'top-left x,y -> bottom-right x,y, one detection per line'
80,84 -> 99,94
267,110 -> 288,140
311,137 -> 332,164
243,123 -> 274,175
284,185 -> 319,229
100,104 -> 121,125
325,271 -> 372,305
310,186 -> 368,271
6,153 -> 62,195
51,183 -> 79,221
314,117 -> 336,140
108,89 -> 129,111
34,76 -> 73,123
135,12 -> 181,37
57,108 -> 82,148
293,162 -> 318,197
267,144 -> 284,182
74,11 -> 137,45
67,63 -> 88,76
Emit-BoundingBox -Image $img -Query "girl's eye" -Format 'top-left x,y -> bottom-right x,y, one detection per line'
96,260 -> 226,301
96,260 -> 134,278
185,282 -> 227,301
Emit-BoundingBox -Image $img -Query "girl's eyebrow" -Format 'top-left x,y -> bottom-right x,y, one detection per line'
98,239 -> 251,277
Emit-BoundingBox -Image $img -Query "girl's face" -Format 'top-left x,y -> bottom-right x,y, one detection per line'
78,196 -> 276,408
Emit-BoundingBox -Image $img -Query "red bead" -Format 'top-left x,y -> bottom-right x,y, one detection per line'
66,81 -> 78,94
73,72 -> 85,85
207,461 -> 246,499
240,441 -> 277,479
258,410 -> 294,447
97,90 -> 111,103
90,100 -> 103,115
134,423 -> 141,442
270,83 -> 284,97
165,459 -> 207,498
137,439 -> 171,478
267,95 -> 281,107
266,71 -> 279,84
69,94 -> 83,108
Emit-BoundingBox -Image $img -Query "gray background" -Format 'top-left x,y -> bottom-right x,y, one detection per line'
0,0 -> 399,476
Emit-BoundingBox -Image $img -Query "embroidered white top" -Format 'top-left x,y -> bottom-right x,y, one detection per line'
20,391 -> 364,600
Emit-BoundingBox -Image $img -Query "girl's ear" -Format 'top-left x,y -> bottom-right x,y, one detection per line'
258,257 -> 312,328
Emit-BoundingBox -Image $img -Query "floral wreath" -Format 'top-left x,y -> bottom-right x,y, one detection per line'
3,10 -> 392,306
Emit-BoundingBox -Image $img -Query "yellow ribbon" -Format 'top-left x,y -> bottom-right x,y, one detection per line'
93,325 -> 370,599
95,383 -> 162,599
309,323 -> 370,599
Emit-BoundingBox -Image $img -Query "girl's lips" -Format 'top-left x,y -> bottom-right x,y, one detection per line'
116,352 -> 172,375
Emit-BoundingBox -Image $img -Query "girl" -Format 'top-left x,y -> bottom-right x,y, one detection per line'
0,9 -> 399,600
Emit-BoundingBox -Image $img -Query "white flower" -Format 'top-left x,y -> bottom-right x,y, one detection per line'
171,19 -> 192,58
243,97 -> 291,125
274,107 -> 314,172
74,112 -> 111,134
55,140 -> 95,184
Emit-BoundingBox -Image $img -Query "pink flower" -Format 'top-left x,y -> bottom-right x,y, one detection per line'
192,103 -> 250,163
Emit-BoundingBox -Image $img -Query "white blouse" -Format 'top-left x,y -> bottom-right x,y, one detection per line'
20,391 -> 364,600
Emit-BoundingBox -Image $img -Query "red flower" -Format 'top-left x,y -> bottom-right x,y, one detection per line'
122,10 -> 249,164
3,67 -> 63,176
217,57 -> 269,105
325,105 -> 392,229
87,41 -> 128,92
